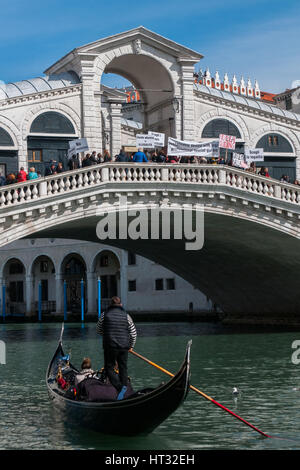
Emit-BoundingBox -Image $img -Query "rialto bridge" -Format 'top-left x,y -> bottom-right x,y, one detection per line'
0,162 -> 300,315
1,26 -> 300,318
0,26 -> 300,181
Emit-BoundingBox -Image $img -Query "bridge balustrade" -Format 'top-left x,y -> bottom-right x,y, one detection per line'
0,163 -> 300,208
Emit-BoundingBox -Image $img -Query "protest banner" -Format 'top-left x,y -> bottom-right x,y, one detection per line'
68,138 -> 89,157
232,152 -> 249,169
244,148 -> 264,162
167,137 -> 219,157
219,134 -> 236,150
148,131 -> 165,147
136,134 -> 155,149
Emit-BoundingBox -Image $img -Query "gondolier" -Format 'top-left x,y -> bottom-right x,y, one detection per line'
96,296 -> 137,400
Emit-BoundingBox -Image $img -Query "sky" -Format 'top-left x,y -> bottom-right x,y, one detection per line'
0,0 -> 299,93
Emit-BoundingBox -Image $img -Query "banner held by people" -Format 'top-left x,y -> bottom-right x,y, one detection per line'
219,134 -> 236,150
136,134 -> 155,149
232,152 -> 249,169
68,138 -> 89,158
244,148 -> 264,162
148,131 -> 165,147
167,137 -> 219,157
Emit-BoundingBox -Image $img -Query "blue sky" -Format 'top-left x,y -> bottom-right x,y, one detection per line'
0,0 -> 299,93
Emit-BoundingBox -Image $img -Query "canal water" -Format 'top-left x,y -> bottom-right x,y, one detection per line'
0,321 -> 300,450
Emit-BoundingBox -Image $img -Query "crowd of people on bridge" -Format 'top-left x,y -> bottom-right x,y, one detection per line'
0,147 -> 300,187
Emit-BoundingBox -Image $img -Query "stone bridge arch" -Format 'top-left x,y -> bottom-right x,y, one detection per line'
44,26 -> 203,153
0,162 -> 300,314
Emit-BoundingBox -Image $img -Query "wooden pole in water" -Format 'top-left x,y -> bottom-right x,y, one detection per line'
38,281 -> 42,322
97,277 -> 101,319
63,280 -> 67,322
2,284 -> 5,321
81,279 -> 84,323
130,349 -> 270,438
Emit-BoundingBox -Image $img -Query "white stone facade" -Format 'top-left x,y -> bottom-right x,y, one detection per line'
0,238 -> 213,316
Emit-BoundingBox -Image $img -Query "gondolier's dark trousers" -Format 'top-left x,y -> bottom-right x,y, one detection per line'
104,347 -> 128,392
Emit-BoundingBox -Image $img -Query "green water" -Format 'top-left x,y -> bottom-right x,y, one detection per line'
0,322 -> 300,450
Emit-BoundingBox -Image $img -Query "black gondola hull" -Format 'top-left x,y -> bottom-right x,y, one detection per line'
47,340 -> 191,436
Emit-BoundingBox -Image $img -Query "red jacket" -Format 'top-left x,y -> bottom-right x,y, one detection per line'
17,170 -> 27,182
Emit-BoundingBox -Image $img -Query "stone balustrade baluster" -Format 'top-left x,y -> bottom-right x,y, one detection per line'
12,189 -> 19,204
65,177 -> 71,192
89,170 -> 95,185
149,168 -> 155,181
70,175 -> 77,190
77,173 -> 83,188
32,184 -> 38,199
120,168 -> 126,181
19,187 -> 25,202
6,191 -> 12,205
115,168 -> 121,182
52,179 -> 59,194
47,181 -> 52,195
95,169 -> 101,184
25,186 -> 32,201
191,169 -> 197,182
132,168 -> 138,181
0,191 -> 5,206
83,172 -> 89,186
58,178 -> 65,193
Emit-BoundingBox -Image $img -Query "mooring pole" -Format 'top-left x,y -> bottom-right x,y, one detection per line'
2,284 -> 5,321
81,279 -> 84,323
38,281 -> 42,322
97,277 -> 101,319
64,280 -> 67,322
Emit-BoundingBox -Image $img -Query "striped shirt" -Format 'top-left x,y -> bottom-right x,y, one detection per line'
96,312 -> 137,349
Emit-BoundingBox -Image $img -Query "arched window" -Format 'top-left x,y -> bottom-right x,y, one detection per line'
64,257 -> 86,276
30,112 -> 76,134
256,133 -> 293,153
202,119 -> 241,139
0,127 -> 14,146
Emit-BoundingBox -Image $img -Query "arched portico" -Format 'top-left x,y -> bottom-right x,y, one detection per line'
1,258 -> 26,315
91,250 -> 121,310
60,253 -> 87,315
44,26 -> 203,154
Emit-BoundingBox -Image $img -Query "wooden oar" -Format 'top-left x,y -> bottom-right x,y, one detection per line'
130,349 -> 270,438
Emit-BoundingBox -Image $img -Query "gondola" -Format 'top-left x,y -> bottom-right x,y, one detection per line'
46,326 -> 192,436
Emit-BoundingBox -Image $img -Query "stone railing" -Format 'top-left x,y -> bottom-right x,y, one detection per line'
0,163 -> 300,208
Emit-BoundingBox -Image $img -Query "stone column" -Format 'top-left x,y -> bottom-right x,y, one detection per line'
178,58 -> 198,141
87,271 -> 96,315
25,274 -> 34,316
81,74 -> 103,152
109,100 -> 123,159
55,273 -> 64,314
120,250 -> 128,309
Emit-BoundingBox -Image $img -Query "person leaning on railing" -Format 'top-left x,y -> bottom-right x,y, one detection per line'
17,167 -> 27,182
27,167 -> 38,180
6,172 -> 16,184
258,167 -> 270,178
133,148 -> 148,163
0,172 -> 6,186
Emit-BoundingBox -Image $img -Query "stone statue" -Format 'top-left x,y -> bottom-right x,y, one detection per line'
133,39 -> 142,54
